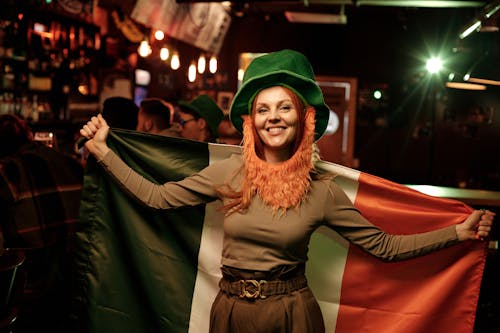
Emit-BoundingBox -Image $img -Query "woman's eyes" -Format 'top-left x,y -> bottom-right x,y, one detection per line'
256,104 -> 293,113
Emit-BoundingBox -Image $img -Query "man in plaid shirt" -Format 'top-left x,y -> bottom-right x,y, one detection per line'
0,114 -> 83,333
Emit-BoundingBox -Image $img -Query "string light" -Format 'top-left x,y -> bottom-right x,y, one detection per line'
188,61 -> 197,82
160,46 -> 169,61
171,51 -> 180,70
138,39 -> 152,57
197,53 -> 206,74
154,30 -> 165,41
135,36 -> 221,80
209,55 -> 217,74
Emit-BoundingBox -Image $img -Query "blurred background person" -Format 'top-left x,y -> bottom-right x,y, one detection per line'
76,96 -> 140,168
0,114 -> 83,333
137,97 -> 181,137
101,96 -> 139,130
217,114 -> 243,145
177,94 -> 224,143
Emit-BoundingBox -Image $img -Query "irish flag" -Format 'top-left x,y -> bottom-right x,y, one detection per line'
70,129 -> 487,333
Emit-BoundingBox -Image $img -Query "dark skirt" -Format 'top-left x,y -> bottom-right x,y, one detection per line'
209,265 -> 325,333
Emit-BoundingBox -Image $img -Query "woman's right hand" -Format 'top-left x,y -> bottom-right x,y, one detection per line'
80,114 -> 111,160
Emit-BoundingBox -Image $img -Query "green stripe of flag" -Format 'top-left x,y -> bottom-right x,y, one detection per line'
74,130 -> 212,333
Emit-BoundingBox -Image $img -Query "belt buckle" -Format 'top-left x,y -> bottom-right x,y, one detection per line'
239,279 -> 267,299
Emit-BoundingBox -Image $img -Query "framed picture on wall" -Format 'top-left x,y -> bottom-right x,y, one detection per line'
217,91 -> 234,114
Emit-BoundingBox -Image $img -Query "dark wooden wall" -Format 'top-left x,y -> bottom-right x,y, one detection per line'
215,6 -> 500,190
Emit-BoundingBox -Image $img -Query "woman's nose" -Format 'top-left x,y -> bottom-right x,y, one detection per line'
268,109 -> 280,121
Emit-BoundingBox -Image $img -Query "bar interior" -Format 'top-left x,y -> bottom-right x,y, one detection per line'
0,0 -> 499,332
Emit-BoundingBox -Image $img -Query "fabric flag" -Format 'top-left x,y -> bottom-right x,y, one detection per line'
71,129 -> 487,333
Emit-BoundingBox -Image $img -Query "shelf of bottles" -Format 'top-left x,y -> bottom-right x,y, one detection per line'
0,8 -> 100,123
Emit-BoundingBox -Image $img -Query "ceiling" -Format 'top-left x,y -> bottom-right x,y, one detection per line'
175,0 -> 489,15
173,0 -> 495,27
175,0 -> 487,7
95,1 -> 497,29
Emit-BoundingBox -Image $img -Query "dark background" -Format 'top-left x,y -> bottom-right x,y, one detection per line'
215,4 -> 500,189
6,0 -> 498,190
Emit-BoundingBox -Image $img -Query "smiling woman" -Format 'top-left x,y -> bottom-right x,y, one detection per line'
78,49 -> 494,333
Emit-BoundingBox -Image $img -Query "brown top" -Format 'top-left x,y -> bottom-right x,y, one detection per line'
99,151 -> 459,272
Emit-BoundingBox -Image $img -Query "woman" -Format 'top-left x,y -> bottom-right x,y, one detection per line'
80,49 -> 494,333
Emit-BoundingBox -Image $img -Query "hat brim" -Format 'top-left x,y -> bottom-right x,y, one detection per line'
229,71 -> 330,141
178,101 -> 198,116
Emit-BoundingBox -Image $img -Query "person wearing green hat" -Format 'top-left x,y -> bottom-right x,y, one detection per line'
177,94 -> 224,143
79,49 -> 494,333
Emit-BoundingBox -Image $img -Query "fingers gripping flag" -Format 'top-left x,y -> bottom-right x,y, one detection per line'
71,129 -> 487,333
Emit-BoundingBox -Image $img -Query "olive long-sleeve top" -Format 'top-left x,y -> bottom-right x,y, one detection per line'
98,150 -> 459,272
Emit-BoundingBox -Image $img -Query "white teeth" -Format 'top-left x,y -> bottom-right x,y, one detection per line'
268,127 -> 284,133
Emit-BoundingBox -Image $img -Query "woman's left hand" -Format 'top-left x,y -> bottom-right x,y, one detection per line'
456,209 -> 495,241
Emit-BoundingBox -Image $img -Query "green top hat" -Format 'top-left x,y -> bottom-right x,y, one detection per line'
229,49 -> 330,141
178,94 -> 224,138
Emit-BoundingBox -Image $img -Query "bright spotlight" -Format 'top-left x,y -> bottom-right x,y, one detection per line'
426,57 -> 443,74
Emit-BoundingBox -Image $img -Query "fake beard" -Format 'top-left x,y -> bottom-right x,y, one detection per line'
241,108 -> 316,214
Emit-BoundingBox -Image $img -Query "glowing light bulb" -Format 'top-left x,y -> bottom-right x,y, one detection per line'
138,40 -> 151,58
188,61 -> 197,82
154,30 -> 165,41
209,55 -> 217,74
160,47 -> 169,61
197,54 -> 206,74
171,52 -> 180,70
